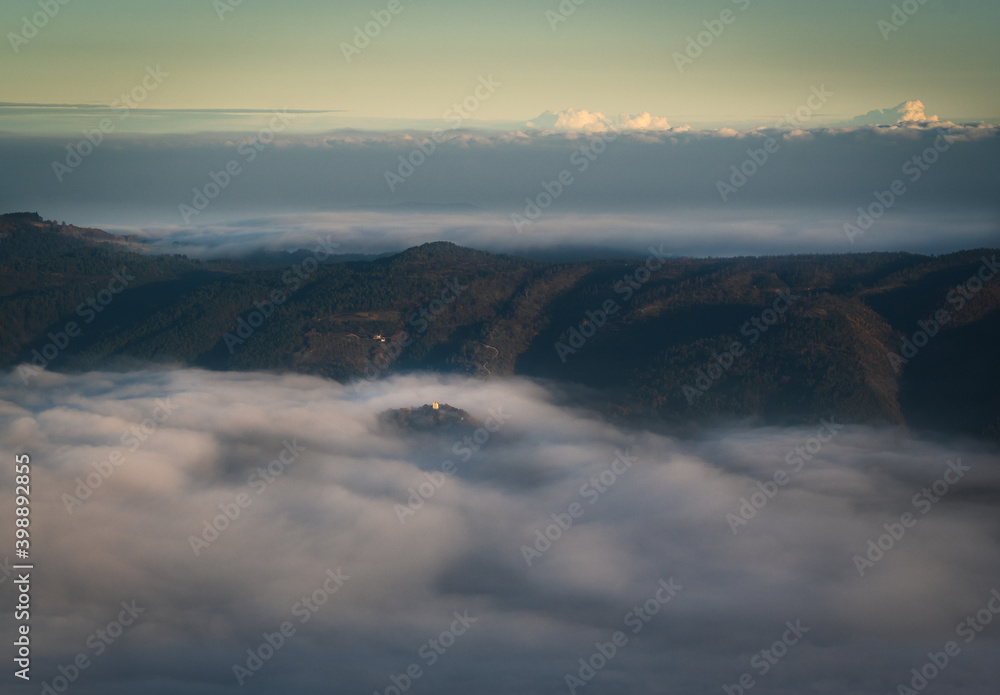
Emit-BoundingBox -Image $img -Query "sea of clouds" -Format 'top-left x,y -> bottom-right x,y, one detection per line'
1,121 -> 998,259
2,368 -> 998,694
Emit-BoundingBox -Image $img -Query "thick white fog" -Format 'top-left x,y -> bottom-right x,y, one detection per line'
1,369 -> 999,694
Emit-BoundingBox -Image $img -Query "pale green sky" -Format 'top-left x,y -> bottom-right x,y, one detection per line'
2,0 -> 998,131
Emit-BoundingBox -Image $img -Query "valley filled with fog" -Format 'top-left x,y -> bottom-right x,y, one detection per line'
3,369 -> 998,695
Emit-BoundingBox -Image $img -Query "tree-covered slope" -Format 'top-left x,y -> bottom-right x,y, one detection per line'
2,213 -> 997,438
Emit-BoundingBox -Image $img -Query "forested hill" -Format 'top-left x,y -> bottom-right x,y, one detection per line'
2,212 -> 998,439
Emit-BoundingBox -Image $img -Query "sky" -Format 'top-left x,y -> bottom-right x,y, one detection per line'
1,0 -> 998,254
2,0 -> 999,132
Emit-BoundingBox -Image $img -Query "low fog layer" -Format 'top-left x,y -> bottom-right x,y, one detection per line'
1,123 -> 997,257
1,369 -> 999,694
106,209 -> 1000,261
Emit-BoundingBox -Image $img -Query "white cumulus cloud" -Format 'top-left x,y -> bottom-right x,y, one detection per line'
846,100 -> 941,126
618,111 -> 672,130
527,109 -> 674,132
896,99 -> 939,123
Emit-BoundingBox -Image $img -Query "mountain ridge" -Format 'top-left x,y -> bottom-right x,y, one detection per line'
2,213 -> 997,439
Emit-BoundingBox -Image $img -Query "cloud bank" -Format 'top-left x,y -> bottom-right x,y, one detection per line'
1,369 -> 999,694
526,109 -> 674,132
1,121 -> 997,257
847,100 -> 942,126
